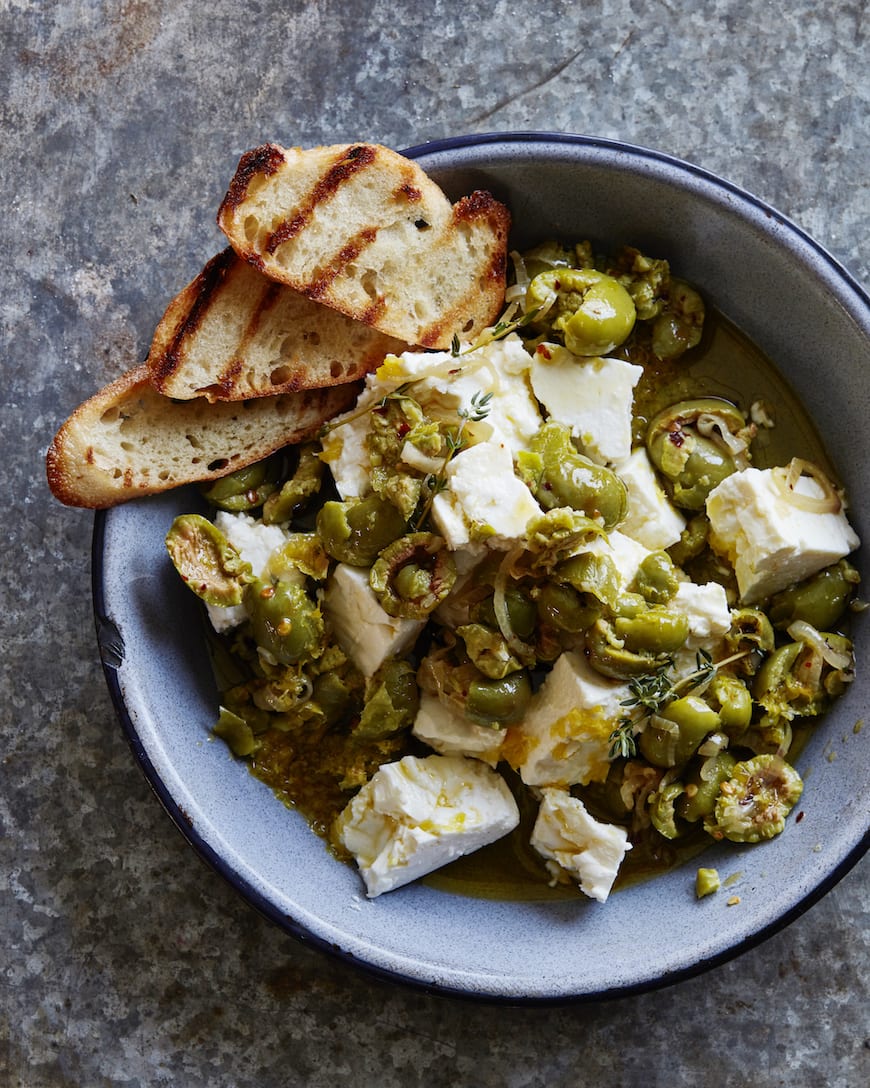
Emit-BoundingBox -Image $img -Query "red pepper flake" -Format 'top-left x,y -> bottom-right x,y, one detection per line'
668,428 -> 686,448
536,344 -> 553,360
397,422 -> 410,437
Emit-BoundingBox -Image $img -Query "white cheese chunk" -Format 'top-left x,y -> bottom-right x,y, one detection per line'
706,467 -> 860,603
206,511 -> 288,633
336,754 -> 520,897
671,581 -> 731,648
530,344 -> 643,465
319,404 -> 372,500
376,335 -> 543,456
322,563 -> 423,677
412,691 -> 506,767
505,651 -> 628,788
443,440 -> 543,546
530,788 -> 631,903
583,529 -> 652,592
615,447 -> 686,550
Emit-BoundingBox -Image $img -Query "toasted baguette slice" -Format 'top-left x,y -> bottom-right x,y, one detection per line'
148,247 -> 408,402
46,365 -> 359,508
217,142 -> 510,349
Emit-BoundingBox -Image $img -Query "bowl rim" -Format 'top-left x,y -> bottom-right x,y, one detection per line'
92,130 -> 870,1004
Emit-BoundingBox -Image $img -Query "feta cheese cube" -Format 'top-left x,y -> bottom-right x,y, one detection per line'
319,402 -> 372,500
377,336 -> 543,456
322,564 -> 424,677
583,529 -> 653,592
412,691 -> 506,767
443,440 -> 542,546
335,754 -> 520,896
504,652 -> 628,788
530,788 -> 631,902
671,581 -> 731,648
206,511 -> 288,632
615,448 -> 686,550
706,466 -> 860,603
530,344 -> 643,465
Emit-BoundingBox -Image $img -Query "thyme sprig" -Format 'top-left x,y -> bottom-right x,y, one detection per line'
450,305 -> 544,357
607,649 -> 727,761
319,381 -> 416,437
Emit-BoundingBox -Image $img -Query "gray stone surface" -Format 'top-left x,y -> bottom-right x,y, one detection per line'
3,0 -> 868,1084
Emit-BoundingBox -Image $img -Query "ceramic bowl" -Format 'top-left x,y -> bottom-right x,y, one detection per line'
93,133 -> 870,1002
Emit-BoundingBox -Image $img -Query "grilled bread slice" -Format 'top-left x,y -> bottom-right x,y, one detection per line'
148,247 -> 409,402
46,365 -> 359,508
217,142 -> 510,350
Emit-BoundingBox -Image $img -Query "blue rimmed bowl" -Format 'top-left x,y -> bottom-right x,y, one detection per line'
93,132 -> 870,1002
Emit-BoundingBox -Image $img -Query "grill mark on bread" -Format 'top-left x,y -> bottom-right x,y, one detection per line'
151,249 -> 236,387
219,143 -> 286,214
265,144 -> 378,255
306,227 -> 378,300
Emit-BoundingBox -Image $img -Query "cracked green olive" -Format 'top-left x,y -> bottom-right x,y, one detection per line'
316,495 -> 407,567
369,532 -> 456,619
613,607 -> 690,655
649,781 -> 688,840
633,551 -> 680,604
768,560 -> 859,631
677,750 -> 738,823
526,422 -> 628,528
705,673 -> 753,737
465,670 -> 532,728
200,456 -> 280,512
646,398 -> 748,510
585,617 -> 673,679
536,582 -> 598,634
638,695 -> 721,768
527,268 -> 637,356
165,514 -> 252,607
247,578 -> 324,666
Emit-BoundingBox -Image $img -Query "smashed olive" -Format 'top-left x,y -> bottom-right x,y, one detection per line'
316,494 -> 407,567
527,267 -> 637,356
369,533 -> 456,619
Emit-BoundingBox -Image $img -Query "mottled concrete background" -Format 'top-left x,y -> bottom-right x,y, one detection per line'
3,1 -> 868,1085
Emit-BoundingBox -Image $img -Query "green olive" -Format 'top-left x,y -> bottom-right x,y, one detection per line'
667,513 -> 709,567
677,751 -> 737,823
555,551 -> 621,611
768,560 -> 859,631
633,551 -> 680,604
474,586 -> 538,640
613,608 -> 690,654
354,659 -> 419,740
649,781 -> 688,840
165,514 -> 252,606
456,623 -> 525,680
316,495 -> 407,566
526,422 -> 628,528
536,582 -> 598,634
520,240 -> 577,280
725,608 -> 776,676
705,673 -> 753,738
200,456 -> 280,512
369,533 -> 456,619
262,444 -> 325,524
646,398 -> 747,510
638,695 -> 721,768
246,578 -> 324,666
311,672 -> 356,729
585,617 -> 673,679
650,279 -> 705,360
528,268 -> 637,356
465,670 -> 532,728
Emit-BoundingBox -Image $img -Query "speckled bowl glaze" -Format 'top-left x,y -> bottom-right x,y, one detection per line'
93,133 -> 870,1002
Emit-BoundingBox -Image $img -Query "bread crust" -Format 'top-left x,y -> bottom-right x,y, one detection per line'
46,365 -> 359,508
